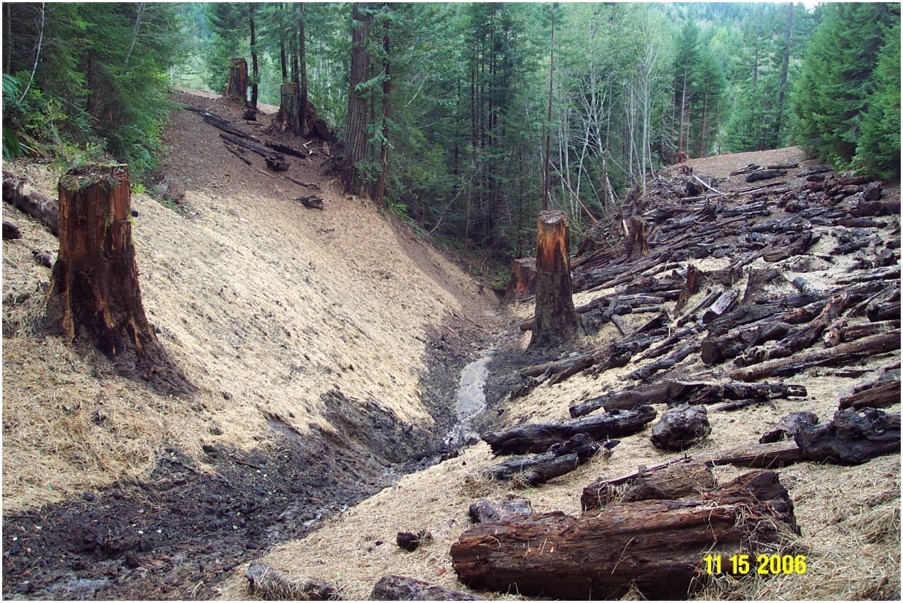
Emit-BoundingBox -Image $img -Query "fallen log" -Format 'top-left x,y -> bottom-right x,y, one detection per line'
692,440 -> 805,468
203,112 -> 260,141
370,575 -> 483,601
581,459 -> 716,511
763,230 -> 816,263
265,155 -> 289,171
3,220 -> 22,240
224,144 -> 253,165
451,470 -> 797,600
745,169 -> 787,182
823,319 -> 900,347
838,378 -> 901,410
476,433 -> 605,486
219,132 -> 286,164
629,341 -> 700,381
734,291 -> 851,367
244,562 -> 337,601
296,195 -> 324,210
2,170 -> 60,235
570,381 -> 709,417
729,330 -> 901,381
687,381 -> 807,405
266,140 -> 309,159
795,408 -> 900,464
701,321 -> 793,365
482,407 -> 655,455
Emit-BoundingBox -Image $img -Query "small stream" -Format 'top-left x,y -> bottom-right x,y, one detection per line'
443,350 -> 493,449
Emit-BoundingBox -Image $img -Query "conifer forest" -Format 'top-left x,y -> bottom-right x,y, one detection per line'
3,2 -> 900,260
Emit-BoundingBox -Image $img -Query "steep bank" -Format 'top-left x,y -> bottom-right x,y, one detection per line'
2,91 -> 501,598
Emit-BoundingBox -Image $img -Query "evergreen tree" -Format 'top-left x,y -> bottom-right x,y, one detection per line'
793,3 -> 896,167
854,16 -> 901,178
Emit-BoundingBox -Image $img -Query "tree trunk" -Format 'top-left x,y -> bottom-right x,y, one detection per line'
224,57 -> 248,104
275,83 -> 302,134
279,40 -> 287,81
343,3 -> 371,195
46,165 -> 189,393
298,3 -> 308,137
542,11 -> 555,210
530,210 -> 579,348
374,15 -> 391,206
774,3 -> 793,142
248,4 -> 258,112
451,470 -> 797,600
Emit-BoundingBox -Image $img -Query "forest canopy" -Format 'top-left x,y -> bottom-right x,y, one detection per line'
3,2 -> 900,259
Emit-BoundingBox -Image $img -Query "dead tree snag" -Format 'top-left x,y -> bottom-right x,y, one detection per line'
530,210 -> 579,347
224,58 -> 249,104
46,165 -> 191,393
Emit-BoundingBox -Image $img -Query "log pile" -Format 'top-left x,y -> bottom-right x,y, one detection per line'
509,160 -> 900,401
448,159 -> 897,600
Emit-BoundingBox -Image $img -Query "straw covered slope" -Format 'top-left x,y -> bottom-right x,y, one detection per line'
220,148 -> 900,601
3,94 -> 497,516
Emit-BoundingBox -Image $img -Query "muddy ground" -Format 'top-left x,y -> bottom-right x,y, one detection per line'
1,314 -> 494,600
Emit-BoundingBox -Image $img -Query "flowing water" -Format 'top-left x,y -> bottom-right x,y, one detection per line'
444,350 -> 492,449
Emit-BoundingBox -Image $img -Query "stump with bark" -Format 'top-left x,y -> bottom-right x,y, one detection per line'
530,210 -> 579,348
510,257 -> 537,299
451,470 -> 798,600
225,58 -> 249,103
274,82 -> 302,135
46,165 -> 191,394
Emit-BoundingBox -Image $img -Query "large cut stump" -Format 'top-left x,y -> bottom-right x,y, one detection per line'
451,470 -> 797,600
225,58 -> 249,103
46,165 -> 190,393
530,210 -> 579,347
274,82 -> 302,135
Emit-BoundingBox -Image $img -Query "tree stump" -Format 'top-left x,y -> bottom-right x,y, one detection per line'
225,58 -> 249,103
274,82 -> 302,135
46,165 -> 191,393
510,257 -> 537,299
530,210 -> 579,348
